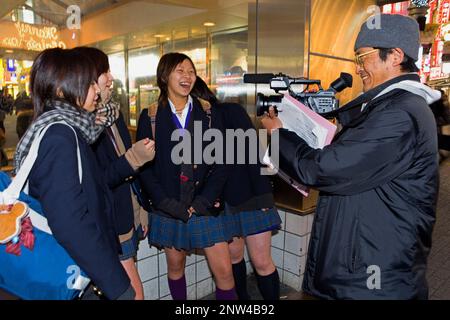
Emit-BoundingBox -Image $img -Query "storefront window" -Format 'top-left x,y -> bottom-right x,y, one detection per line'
128,47 -> 160,126
112,27 -> 250,126
211,28 -> 248,107
108,52 -> 129,123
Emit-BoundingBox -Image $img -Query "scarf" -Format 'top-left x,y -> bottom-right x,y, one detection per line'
95,98 -> 120,127
14,99 -> 118,172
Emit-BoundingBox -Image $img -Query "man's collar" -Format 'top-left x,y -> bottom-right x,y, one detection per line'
326,73 -> 420,126
346,73 -> 420,109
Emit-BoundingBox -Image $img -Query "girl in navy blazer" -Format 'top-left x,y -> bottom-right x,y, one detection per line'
191,77 -> 282,300
75,47 -> 155,300
16,48 -> 134,299
137,52 -> 237,300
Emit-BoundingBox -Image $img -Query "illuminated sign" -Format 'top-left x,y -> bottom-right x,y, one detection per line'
428,0 -> 438,24
430,66 -> 445,80
381,1 -> 409,15
6,59 -> 15,72
432,40 -> 444,67
439,0 -> 450,24
1,22 -> 66,51
443,23 -> 450,42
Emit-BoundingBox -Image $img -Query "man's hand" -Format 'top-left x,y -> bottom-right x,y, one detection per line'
261,106 -> 283,135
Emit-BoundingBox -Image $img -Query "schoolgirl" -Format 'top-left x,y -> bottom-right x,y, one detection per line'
191,77 -> 282,300
14,48 -> 134,299
74,47 -> 156,300
137,52 -> 237,300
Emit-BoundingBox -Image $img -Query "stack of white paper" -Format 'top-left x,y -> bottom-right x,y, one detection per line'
263,93 -> 337,196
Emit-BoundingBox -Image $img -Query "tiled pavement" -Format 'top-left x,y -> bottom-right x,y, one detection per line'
427,157 -> 450,300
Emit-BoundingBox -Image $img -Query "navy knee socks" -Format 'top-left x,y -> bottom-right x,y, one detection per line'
255,269 -> 280,300
232,259 -> 251,300
215,287 -> 237,300
168,274 -> 187,300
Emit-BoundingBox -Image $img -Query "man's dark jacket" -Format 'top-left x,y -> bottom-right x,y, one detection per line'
278,74 -> 439,299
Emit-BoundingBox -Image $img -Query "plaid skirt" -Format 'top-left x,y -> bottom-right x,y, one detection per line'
148,212 -> 238,251
119,229 -> 139,261
223,205 -> 282,238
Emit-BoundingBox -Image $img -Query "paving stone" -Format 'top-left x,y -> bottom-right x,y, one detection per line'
428,159 -> 450,300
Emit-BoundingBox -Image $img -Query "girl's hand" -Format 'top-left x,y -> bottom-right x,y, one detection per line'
188,207 -> 196,218
141,224 -> 149,239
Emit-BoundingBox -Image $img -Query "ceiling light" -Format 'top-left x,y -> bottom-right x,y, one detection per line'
5,50 -> 14,53
203,22 -> 215,27
154,34 -> 165,38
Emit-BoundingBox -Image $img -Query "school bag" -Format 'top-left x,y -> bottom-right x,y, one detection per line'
0,121 -> 90,300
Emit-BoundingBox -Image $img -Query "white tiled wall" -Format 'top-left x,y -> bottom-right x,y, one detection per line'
137,256 -> 158,282
271,210 -> 314,292
143,277 -> 159,300
136,209 -> 315,299
136,246 -> 217,300
159,275 -> 170,297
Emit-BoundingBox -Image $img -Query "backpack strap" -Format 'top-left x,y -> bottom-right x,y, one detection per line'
198,98 -> 212,128
147,102 -> 158,141
3,121 -> 82,235
205,107 -> 212,129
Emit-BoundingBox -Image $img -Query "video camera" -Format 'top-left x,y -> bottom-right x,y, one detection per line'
243,72 -> 353,118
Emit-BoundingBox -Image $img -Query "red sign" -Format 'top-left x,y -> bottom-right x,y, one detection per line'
430,67 -> 444,80
428,0 -> 438,24
381,1 -> 409,15
439,0 -> 450,24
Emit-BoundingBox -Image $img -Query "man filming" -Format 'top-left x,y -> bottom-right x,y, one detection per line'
262,14 -> 440,299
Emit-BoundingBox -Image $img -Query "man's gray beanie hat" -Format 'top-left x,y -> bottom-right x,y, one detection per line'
354,14 -> 421,61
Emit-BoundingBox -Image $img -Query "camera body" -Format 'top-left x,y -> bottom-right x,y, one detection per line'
244,72 -> 353,118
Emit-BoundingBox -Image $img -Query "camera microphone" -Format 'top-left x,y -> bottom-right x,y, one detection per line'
243,73 -> 275,84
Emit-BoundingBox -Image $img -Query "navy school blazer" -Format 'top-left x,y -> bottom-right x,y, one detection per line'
28,124 -> 130,299
214,102 -> 275,213
136,97 -> 228,218
92,113 -> 142,236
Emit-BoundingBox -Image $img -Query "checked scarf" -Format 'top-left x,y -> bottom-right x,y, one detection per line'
14,98 -> 119,172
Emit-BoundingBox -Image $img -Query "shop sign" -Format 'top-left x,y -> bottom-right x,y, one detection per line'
430,66 -> 445,80
428,0 -> 438,24
442,23 -> 450,41
432,40 -> 444,67
439,0 -> 450,24
1,22 -> 66,51
381,1 -> 409,15
6,59 -> 15,72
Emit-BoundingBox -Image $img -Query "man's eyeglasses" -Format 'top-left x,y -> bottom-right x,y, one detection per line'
354,49 -> 379,66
